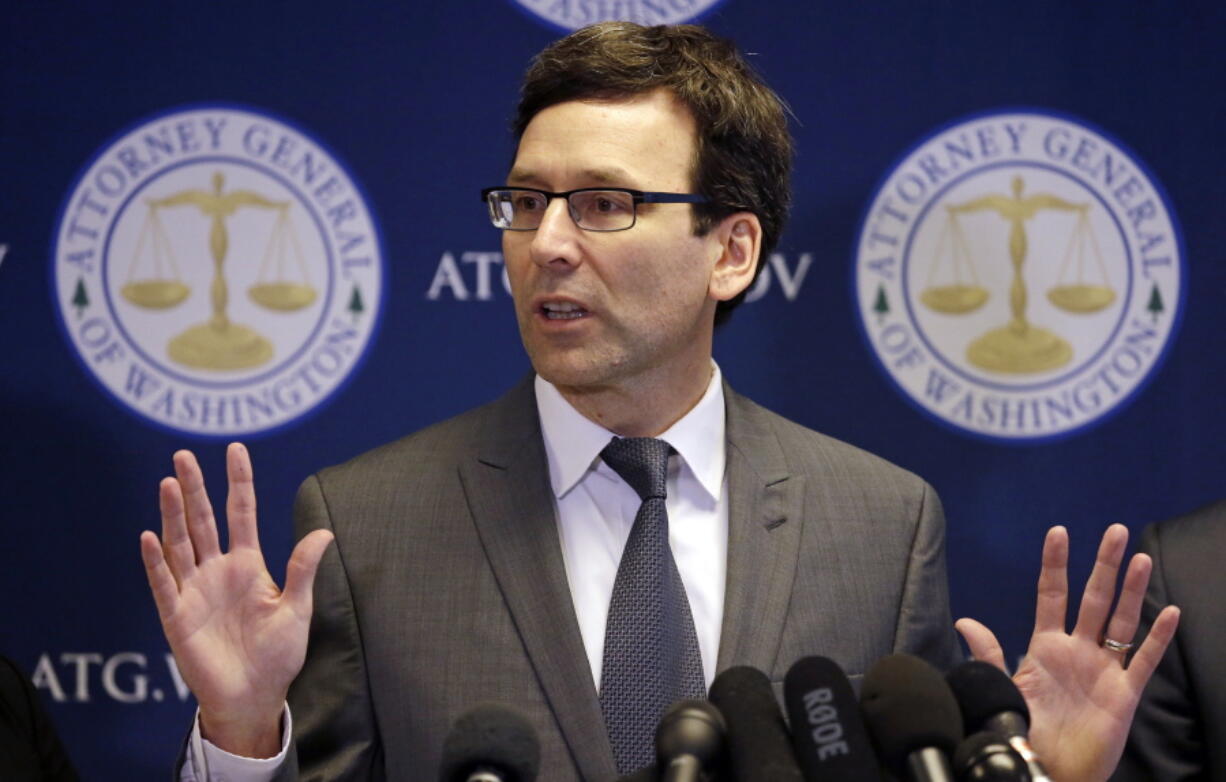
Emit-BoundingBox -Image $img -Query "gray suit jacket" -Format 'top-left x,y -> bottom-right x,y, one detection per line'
1113,499 -> 1226,782
277,377 -> 958,780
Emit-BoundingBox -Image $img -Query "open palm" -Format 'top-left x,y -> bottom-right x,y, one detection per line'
139,444 -> 333,757
957,525 -> 1180,782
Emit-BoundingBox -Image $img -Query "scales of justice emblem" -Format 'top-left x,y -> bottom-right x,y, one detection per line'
122,170 -> 317,370
855,110 -> 1183,442
922,174 -> 1114,374
53,105 -> 383,437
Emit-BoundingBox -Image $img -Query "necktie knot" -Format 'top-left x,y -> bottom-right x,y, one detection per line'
600,437 -> 671,501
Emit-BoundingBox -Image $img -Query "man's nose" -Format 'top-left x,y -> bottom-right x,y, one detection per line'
529,197 -> 582,268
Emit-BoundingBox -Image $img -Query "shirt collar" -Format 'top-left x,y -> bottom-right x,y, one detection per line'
535,364 -> 726,502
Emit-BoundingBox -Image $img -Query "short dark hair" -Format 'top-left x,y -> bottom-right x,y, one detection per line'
514,22 -> 793,325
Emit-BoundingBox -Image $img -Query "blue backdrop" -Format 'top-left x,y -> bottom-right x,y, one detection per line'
1,1 -> 1223,777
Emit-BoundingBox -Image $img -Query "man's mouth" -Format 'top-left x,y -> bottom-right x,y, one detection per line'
540,301 -> 589,320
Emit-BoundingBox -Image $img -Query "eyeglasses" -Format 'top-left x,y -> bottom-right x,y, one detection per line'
480,187 -> 708,232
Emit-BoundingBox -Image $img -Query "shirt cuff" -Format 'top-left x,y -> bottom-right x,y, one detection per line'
182,703 -> 292,782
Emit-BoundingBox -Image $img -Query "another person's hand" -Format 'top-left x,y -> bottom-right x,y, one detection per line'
139,443 -> 334,758
956,525 -> 1180,782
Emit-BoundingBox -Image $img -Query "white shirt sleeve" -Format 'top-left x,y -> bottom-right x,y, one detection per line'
179,703 -> 292,782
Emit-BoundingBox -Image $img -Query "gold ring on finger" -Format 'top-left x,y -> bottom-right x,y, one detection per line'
1102,636 -> 1134,655
1108,637 -> 1132,666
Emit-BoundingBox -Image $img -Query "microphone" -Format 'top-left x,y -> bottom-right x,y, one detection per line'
944,661 -> 1051,782
655,699 -> 726,782
783,656 -> 883,780
952,732 -> 1031,781
438,703 -> 540,782
613,701 -> 724,782
859,654 -> 962,782
708,666 -> 804,782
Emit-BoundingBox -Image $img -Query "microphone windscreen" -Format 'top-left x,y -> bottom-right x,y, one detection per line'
859,654 -> 962,773
945,660 -> 1029,732
784,656 -> 882,780
708,665 -> 804,782
655,699 -> 726,772
952,731 -> 1030,781
438,703 -> 541,782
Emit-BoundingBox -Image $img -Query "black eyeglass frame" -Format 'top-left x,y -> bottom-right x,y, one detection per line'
480,186 -> 709,232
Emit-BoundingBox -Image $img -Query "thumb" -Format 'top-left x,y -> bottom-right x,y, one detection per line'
955,617 -> 1009,672
283,529 -> 335,618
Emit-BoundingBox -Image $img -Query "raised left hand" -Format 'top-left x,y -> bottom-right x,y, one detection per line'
956,524 -> 1180,782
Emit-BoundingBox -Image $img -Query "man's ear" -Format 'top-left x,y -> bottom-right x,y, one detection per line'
708,213 -> 762,302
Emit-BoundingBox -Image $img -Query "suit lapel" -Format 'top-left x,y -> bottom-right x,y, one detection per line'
459,378 -> 617,781
716,386 -> 805,675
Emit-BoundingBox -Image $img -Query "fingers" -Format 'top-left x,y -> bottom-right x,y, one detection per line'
955,617 -> 1008,671
1033,526 -> 1070,634
159,476 -> 197,584
140,530 -> 180,622
1126,605 -> 1180,686
282,530 -> 335,619
174,450 -> 222,564
1072,524 -> 1129,642
225,443 -> 260,551
1102,553 -> 1152,646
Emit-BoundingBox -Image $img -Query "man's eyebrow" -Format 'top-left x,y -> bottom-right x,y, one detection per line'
577,167 -> 636,186
505,167 -> 638,188
505,168 -> 545,187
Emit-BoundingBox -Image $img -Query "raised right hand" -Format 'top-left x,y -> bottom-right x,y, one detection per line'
139,443 -> 334,758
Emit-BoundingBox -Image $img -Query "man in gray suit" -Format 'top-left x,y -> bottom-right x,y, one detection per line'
141,23 -> 1180,781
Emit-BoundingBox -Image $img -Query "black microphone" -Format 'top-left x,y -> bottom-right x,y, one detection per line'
859,654 -> 962,782
944,661 -> 1051,782
655,699 -> 726,782
783,656 -> 883,780
952,732 -> 1031,781
708,665 -> 804,782
613,701 -> 724,782
438,703 -> 540,782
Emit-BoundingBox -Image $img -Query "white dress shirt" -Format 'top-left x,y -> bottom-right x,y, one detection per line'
185,366 -> 730,780
537,367 -> 728,689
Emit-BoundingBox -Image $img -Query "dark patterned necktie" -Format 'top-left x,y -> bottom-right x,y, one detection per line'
598,436 -> 707,775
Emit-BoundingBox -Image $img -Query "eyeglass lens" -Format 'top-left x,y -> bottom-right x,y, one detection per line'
486,189 -> 636,231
